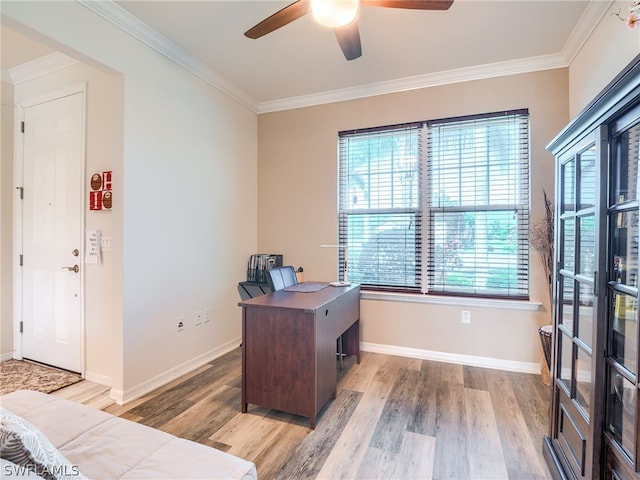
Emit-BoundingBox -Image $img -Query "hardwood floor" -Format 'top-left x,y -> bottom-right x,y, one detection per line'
53,348 -> 551,479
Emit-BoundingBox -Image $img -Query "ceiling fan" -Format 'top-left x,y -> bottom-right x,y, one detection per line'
244,0 -> 454,61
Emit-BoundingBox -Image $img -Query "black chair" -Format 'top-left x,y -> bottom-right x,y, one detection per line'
266,265 -> 298,291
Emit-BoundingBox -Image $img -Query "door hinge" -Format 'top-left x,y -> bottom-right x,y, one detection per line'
19,254 -> 23,266
20,321 -> 23,334
16,186 -> 23,199
21,121 -> 24,133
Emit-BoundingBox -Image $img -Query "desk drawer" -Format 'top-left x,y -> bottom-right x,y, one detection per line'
321,286 -> 359,335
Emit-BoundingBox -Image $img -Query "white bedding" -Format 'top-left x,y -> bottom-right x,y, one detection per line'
0,390 -> 257,480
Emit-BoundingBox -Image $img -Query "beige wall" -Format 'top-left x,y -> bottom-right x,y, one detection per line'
258,69 -> 568,369
2,2 -> 258,402
569,0 -> 640,117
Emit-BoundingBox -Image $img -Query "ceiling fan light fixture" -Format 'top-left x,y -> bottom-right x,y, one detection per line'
311,0 -> 359,28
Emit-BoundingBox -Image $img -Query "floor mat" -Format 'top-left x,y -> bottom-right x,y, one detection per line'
0,359 -> 81,396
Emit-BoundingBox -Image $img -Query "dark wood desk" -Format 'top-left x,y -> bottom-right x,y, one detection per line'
239,283 -> 360,429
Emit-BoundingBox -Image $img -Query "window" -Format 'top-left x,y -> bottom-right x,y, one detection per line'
338,110 -> 530,299
338,123 -> 423,290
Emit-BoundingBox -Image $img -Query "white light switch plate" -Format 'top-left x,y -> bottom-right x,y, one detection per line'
101,236 -> 113,251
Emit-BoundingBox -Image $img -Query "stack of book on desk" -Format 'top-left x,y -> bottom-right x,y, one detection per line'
246,254 -> 282,283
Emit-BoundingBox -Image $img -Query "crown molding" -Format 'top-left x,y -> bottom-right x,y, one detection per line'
256,53 -> 570,113
8,51 -> 78,85
1,67 -> 12,84
560,0 -> 613,65
76,0 -> 259,112
77,0 -> 607,115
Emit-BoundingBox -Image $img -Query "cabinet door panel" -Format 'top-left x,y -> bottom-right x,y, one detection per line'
612,122 -> 640,204
558,330 -> 573,393
575,345 -> 592,416
578,215 -> 596,276
579,148 -> 597,209
559,403 -> 587,476
611,210 -> 639,289
562,218 -> 576,273
560,276 -> 575,331
606,369 -> 637,461
577,283 -> 594,348
610,291 -> 638,375
563,159 -> 576,213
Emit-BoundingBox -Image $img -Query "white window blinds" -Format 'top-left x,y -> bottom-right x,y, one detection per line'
337,110 -> 530,299
338,123 -> 423,291
426,110 -> 530,298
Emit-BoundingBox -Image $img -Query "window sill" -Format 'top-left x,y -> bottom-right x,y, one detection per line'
360,290 -> 542,311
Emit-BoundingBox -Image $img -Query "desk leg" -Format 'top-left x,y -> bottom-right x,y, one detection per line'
342,320 -> 360,364
241,315 -> 247,413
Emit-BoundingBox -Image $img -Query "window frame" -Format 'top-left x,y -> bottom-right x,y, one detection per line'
337,109 -> 530,300
338,122 -> 423,293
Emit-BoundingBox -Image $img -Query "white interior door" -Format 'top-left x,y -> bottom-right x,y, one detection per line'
21,91 -> 84,373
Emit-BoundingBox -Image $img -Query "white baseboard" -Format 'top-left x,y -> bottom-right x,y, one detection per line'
2,352 -> 112,385
0,351 -> 15,362
360,342 -> 541,374
107,339 -> 540,405
110,337 -> 241,405
84,371 -> 112,387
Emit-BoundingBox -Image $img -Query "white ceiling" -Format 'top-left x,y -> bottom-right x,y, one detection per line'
2,1 -> 612,112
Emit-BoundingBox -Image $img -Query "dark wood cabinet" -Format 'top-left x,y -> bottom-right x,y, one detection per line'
545,55 -> 640,480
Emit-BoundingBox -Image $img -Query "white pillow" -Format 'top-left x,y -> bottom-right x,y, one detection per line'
0,408 -> 86,480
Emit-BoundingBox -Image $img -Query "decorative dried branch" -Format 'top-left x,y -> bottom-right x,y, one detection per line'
530,189 -> 554,303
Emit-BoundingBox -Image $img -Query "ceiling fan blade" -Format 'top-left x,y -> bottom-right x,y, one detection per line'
361,0 -> 453,10
334,23 -> 362,61
244,0 -> 311,39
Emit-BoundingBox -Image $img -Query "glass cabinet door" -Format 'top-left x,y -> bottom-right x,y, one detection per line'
553,138 -> 602,479
605,111 -> 640,479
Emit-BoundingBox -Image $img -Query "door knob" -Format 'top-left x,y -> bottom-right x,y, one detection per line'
61,265 -> 80,273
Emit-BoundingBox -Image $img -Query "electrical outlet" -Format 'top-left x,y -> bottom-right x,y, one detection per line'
195,310 -> 203,326
177,317 -> 185,332
461,310 -> 471,324
204,308 -> 211,323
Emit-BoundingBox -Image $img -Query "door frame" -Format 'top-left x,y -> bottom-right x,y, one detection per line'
13,82 -> 87,374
